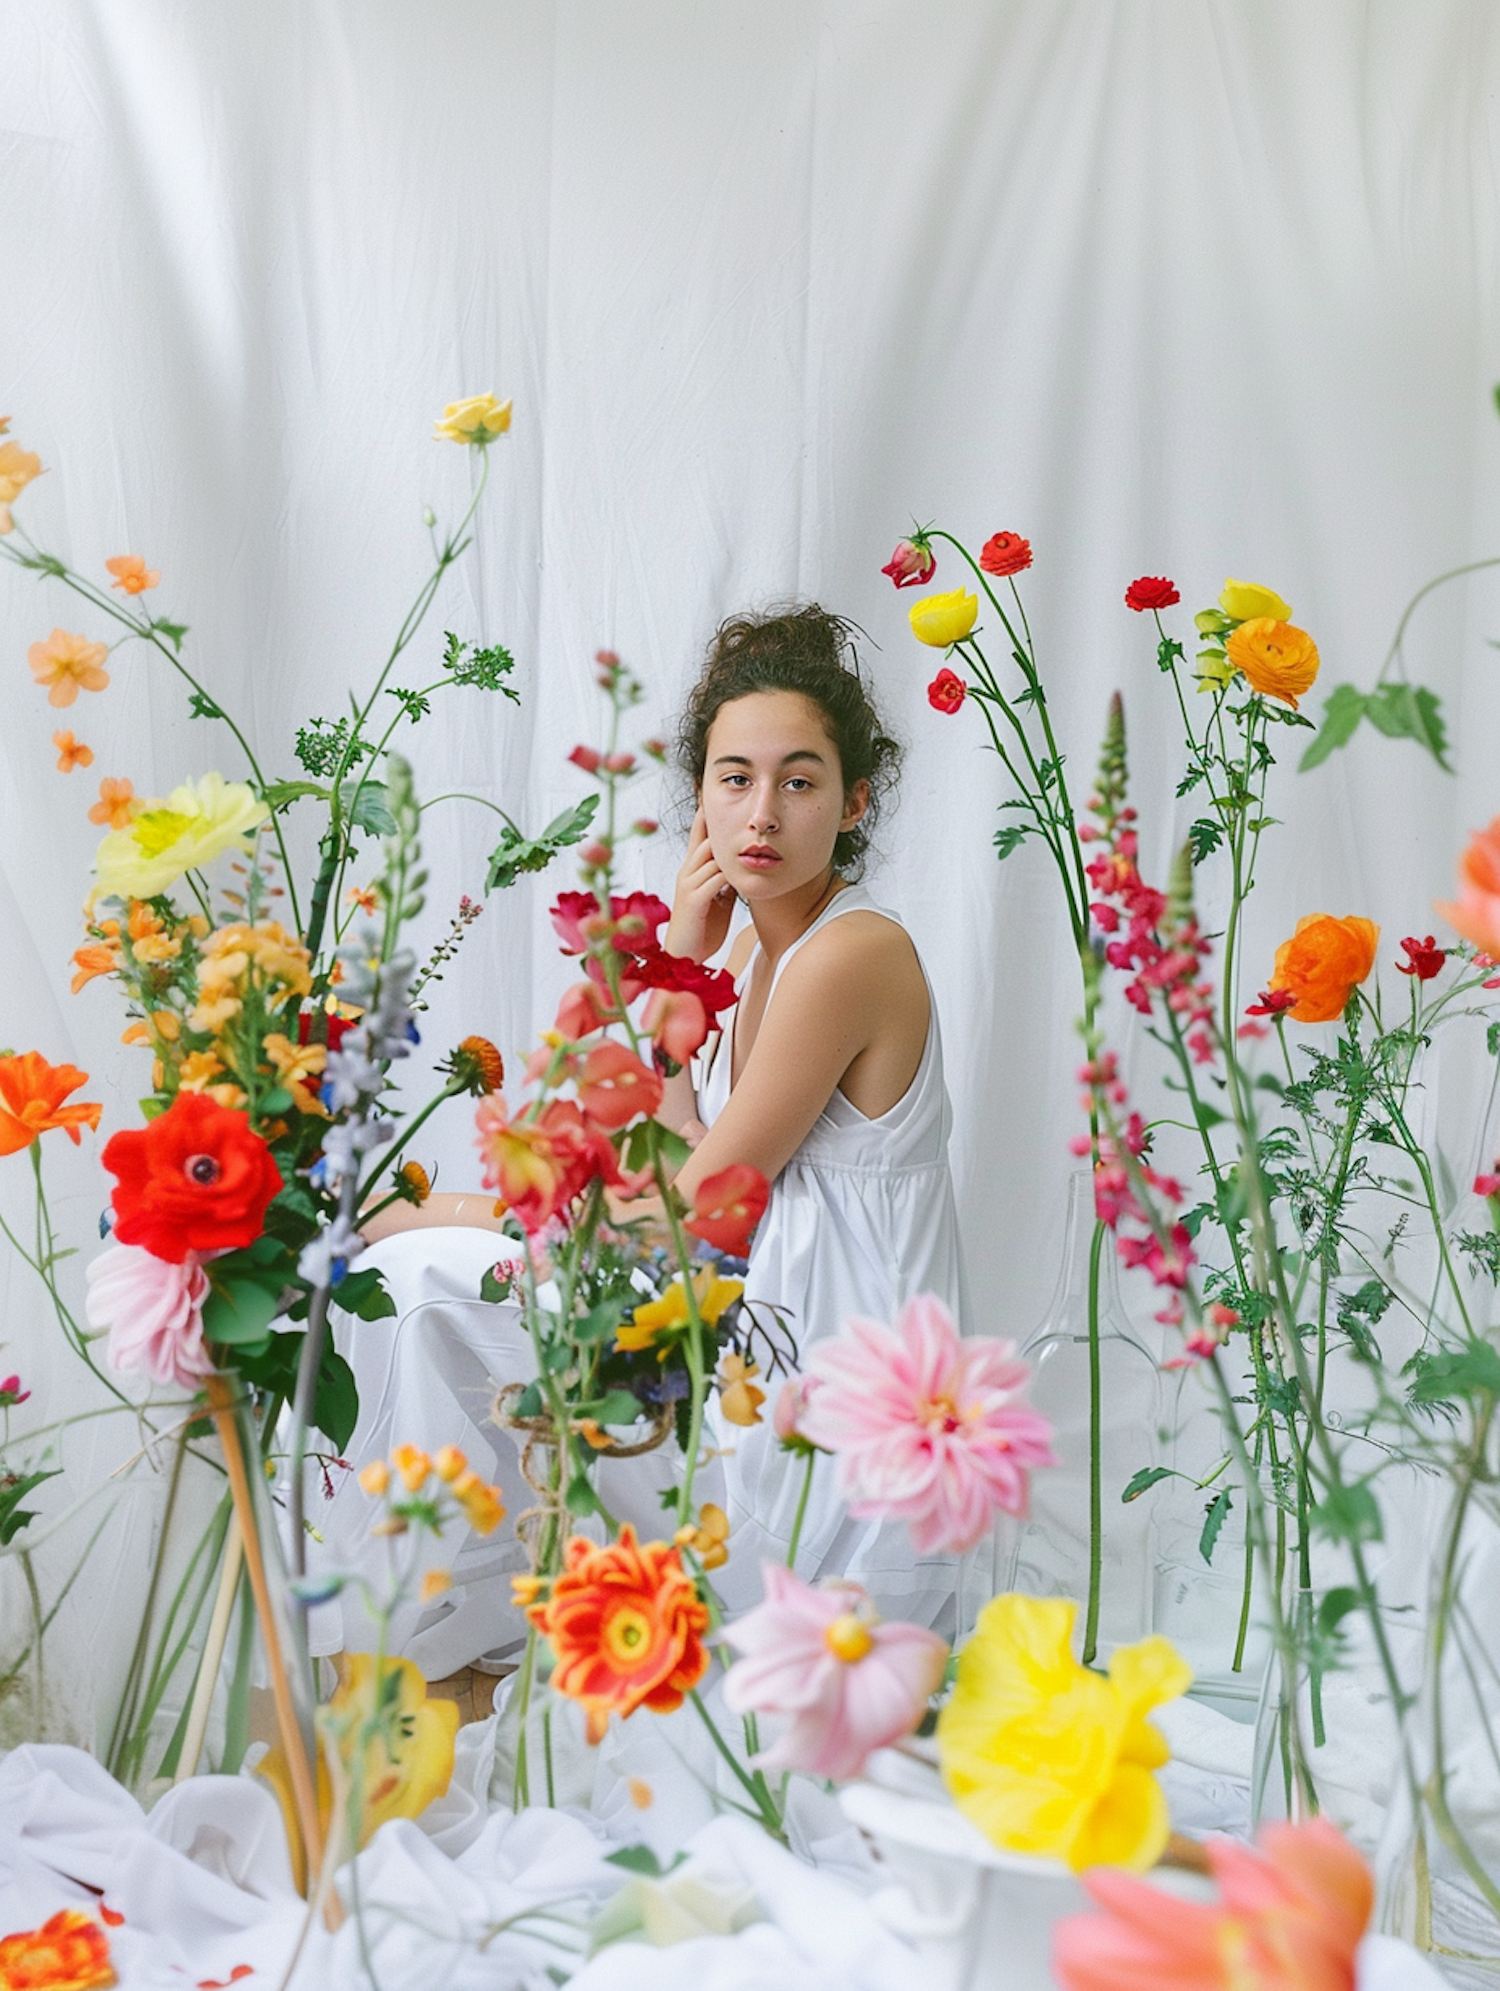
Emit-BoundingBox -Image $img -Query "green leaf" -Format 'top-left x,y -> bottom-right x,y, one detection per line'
480,1263 -> 516,1303
342,781 -> 398,836
618,1119 -> 691,1179
331,1265 -> 396,1320
1198,1486 -> 1232,1564
606,1845 -> 674,1877
1299,685 -> 1368,771
313,1348 -> 359,1451
257,1086 -> 295,1117
1187,817 -> 1224,864
1363,683 -> 1452,770
579,1390 -> 643,1426
259,780 -> 331,811
0,1468 -> 61,1545
485,796 -> 600,892
1122,1466 -> 1174,1504
565,1472 -> 602,1517
202,1275 -> 284,1347
1311,1480 -> 1382,1545
573,1299 -> 625,1344
513,1381 -> 544,1418
993,825 -> 1031,861
1316,1586 -> 1362,1642
152,620 -> 190,652
1193,1100 -> 1228,1131
1409,1341 -> 1500,1405
188,688 -> 223,720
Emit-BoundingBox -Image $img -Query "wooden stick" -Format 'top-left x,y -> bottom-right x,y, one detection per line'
174,1512 -> 242,1784
205,1371 -> 324,1885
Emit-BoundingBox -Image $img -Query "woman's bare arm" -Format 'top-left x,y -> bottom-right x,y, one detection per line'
360,1189 -> 509,1244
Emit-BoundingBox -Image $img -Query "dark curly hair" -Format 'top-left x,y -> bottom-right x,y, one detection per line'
677,605 -> 901,879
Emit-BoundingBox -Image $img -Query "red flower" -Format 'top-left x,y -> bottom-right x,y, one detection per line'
549,890 -> 671,958
642,986 -> 711,1064
0,1373 -> 30,1406
685,1163 -> 769,1255
978,531 -> 1032,578
881,538 -> 937,589
927,667 -> 967,715
101,1092 -> 284,1263
568,744 -> 603,774
576,1041 -> 663,1130
1396,935 -> 1445,981
1124,576 -> 1180,612
1245,988 -> 1298,1018
297,1008 -> 355,1053
619,945 -> 738,1017
554,979 -> 618,1040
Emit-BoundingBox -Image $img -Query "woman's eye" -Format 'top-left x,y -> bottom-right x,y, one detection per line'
784,778 -> 811,792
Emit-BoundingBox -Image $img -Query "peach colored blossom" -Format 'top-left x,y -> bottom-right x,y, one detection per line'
1437,814 -> 1500,956
0,436 -> 43,533
52,729 -> 94,773
88,776 -> 138,829
28,629 -> 110,708
105,553 -> 160,594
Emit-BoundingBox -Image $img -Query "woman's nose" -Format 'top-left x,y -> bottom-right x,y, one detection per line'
749,786 -> 779,832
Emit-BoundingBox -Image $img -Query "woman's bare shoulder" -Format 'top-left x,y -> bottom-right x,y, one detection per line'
782,906 -> 924,996
724,924 -> 758,977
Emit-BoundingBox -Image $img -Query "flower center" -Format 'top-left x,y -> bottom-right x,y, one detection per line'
825,1613 -> 874,1663
185,1153 -> 221,1185
603,1605 -> 652,1664
916,1394 -> 962,1435
130,806 -> 194,857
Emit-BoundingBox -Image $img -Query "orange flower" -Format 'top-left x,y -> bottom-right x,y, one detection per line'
87,777 -> 138,829
451,1467 -> 505,1535
1224,617 -> 1320,710
0,1052 -> 103,1155
529,1526 -> 710,1743
717,1350 -> 766,1426
1266,915 -> 1379,1023
1437,814 -> 1500,955
70,941 -> 119,993
0,1906 -> 115,1989
52,730 -> 94,773
0,436 -> 44,535
576,1040 -> 662,1130
104,553 -> 159,594
28,630 -> 110,708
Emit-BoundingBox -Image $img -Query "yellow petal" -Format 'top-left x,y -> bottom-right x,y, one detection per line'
1069,1761 -> 1171,1873
1219,578 -> 1292,624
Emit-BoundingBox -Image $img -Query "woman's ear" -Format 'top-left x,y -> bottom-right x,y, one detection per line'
841,778 -> 871,832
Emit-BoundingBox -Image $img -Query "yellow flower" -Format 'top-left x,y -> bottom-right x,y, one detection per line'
717,1352 -> 765,1427
617,1270 -> 744,1352
0,437 -> 43,533
936,1593 -> 1191,1873
1218,578 -> 1292,624
261,1030 -> 327,1114
433,393 -> 513,444
674,1501 -> 731,1571
432,1444 -> 467,1482
420,1567 -> 453,1603
392,1443 -> 432,1491
451,1467 -> 506,1536
358,1459 -> 390,1496
909,588 -> 979,648
93,773 -> 269,901
1225,617 -> 1320,711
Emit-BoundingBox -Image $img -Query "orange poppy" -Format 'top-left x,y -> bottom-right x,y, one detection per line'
0,1052 -> 103,1155
52,730 -> 94,773
528,1526 -> 709,1743
1267,915 -> 1379,1022
0,1906 -> 116,1989
88,777 -> 138,829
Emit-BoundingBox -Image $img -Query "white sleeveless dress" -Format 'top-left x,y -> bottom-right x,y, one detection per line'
696,884 -> 970,1629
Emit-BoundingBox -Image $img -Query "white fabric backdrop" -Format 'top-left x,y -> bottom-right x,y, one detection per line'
6,0 -> 1500,1732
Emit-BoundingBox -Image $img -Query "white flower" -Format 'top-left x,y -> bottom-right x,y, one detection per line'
86,1243 -> 213,1389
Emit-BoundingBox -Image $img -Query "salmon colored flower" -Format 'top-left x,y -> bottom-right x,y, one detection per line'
1220,578 -> 1292,623
927,666 -> 967,714
105,553 -> 160,594
1224,618 -> 1320,709
881,538 -> 937,589
1437,815 -> 1500,955
0,1052 -> 102,1155
528,1527 -> 709,1743
722,1565 -> 948,1781
1052,1815 -> 1373,1990
101,1090 -> 283,1262
577,1040 -> 663,1130
684,1162 -> 769,1256
938,1593 -> 1191,1872
52,730 -> 94,773
555,979 -> 618,1040
717,1350 -> 765,1426
87,777 -> 138,829
979,531 -> 1033,578
909,588 -> 979,649
346,883 -> 379,914
28,629 -> 110,708
641,985 -> 710,1064
1124,576 -> 1179,612
0,435 -> 44,534
433,393 -> 512,444
0,1907 -> 116,1990
475,1094 -> 575,1234
70,940 -> 120,992
1266,914 -> 1379,1023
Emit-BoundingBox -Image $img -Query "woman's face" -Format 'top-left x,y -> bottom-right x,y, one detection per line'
699,690 -> 868,904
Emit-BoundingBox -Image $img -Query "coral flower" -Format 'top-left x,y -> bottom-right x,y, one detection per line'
0,1907 -> 115,1990
433,393 -> 512,444
1123,576 -> 1180,612
938,1593 -> 1191,1873
1266,914 -> 1379,1023
0,435 -> 44,534
0,1052 -> 102,1154
101,1091 -> 284,1262
1052,1815 -> 1373,1990
881,538 -> 937,589
722,1564 -> 948,1782
576,1040 -> 663,1130
85,1242 -> 213,1389
909,589 -> 979,649
52,730 -> 94,773
105,553 -> 160,594
800,1295 -> 1056,1554
1220,578 -> 1292,623
979,531 -> 1033,578
675,1501 -> 731,1571
28,629 -> 110,708
527,1527 -> 709,1744
1224,617 -> 1320,709
476,1095 -> 576,1233
93,772 -> 268,901
1437,815 -> 1500,956
927,666 -> 967,714
555,979 -> 618,1041
641,985 -> 710,1064
87,777 -> 138,830
684,1162 -> 769,1256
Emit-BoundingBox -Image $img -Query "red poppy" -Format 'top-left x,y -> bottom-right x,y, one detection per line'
1396,935 -> 1445,981
978,531 -> 1032,578
881,539 -> 936,589
102,1092 -> 284,1262
927,667 -> 967,715
684,1163 -> 769,1255
1124,576 -> 1180,612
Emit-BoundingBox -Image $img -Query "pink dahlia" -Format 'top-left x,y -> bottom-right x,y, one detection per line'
85,1241 -> 213,1389
721,1563 -> 947,1782
800,1293 -> 1056,1553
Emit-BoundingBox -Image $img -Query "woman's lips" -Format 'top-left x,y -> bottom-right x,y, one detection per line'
739,848 -> 781,869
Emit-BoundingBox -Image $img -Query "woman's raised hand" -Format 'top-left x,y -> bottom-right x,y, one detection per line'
666,807 -> 735,962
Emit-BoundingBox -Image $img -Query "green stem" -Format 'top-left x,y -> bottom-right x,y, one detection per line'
1082,1217 -> 1105,1665
786,1450 -> 817,1573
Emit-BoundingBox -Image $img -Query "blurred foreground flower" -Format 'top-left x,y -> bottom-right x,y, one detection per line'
433,393 -> 512,444
0,433 -> 43,534
683,1162 -> 768,1256
92,771 -> 268,900
1265,914 -> 1379,1023
0,1907 -> 114,1990
86,1243 -> 212,1389
28,628 -> 109,708
52,729 -> 93,773
1438,814 -> 1500,956
87,776 -> 138,830
0,1052 -> 102,1155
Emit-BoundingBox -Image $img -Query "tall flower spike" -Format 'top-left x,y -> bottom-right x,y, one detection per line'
1095,691 -> 1128,822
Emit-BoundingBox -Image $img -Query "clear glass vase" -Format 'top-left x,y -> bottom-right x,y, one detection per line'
1004,1170 -> 1160,1662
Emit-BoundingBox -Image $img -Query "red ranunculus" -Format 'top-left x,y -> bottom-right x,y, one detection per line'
1123,575 -> 1180,612
881,539 -> 936,589
685,1163 -> 769,1256
927,667 -> 967,715
1396,935 -> 1445,981
978,531 -> 1032,578
102,1092 -> 284,1263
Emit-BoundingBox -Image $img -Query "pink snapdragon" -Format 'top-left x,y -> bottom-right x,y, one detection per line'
0,1374 -> 30,1407
721,1564 -> 947,1782
85,1242 -> 213,1389
799,1295 -> 1056,1553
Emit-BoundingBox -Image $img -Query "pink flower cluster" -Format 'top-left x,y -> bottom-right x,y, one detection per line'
1075,1086 -> 1197,1330
1082,822 -> 1216,1062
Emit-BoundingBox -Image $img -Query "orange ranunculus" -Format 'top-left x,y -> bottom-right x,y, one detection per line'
104,553 -> 159,594
528,1526 -> 710,1743
0,437 -> 44,534
0,1906 -> 115,1990
87,777 -> 138,829
1437,814 -> 1500,956
52,730 -> 94,773
1267,915 -> 1379,1023
0,1053 -> 103,1155
28,630 -> 110,708
576,1040 -> 663,1131
1224,617 -> 1320,709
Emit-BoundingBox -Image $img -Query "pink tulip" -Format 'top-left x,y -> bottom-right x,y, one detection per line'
721,1563 -> 947,1782
86,1242 -> 214,1389
800,1294 -> 1056,1553
1053,1817 -> 1373,1991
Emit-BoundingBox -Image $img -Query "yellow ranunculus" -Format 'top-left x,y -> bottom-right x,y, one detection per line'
936,1593 -> 1191,1873
1218,578 -> 1292,624
433,393 -> 513,444
1225,617 -> 1320,710
617,1270 -> 744,1352
259,1653 -> 458,1891
909,588 -> 979,649
93,773 -> 268,902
